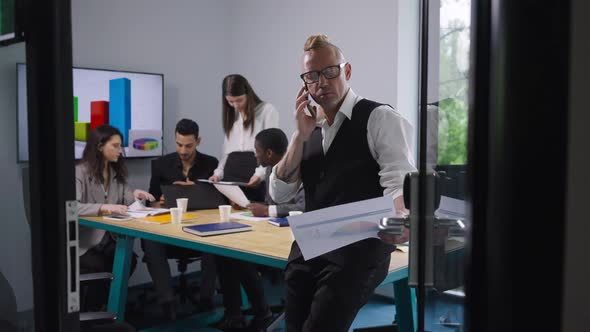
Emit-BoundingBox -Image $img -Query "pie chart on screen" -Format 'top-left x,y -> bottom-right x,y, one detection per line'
133,138 -> 159,150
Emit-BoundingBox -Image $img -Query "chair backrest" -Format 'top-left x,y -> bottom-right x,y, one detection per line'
223,151 -> 257,182
176,256 -> 201,273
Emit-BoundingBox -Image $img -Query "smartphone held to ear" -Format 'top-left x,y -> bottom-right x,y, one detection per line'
306,101 -> 317,119
304,86 -> 317,119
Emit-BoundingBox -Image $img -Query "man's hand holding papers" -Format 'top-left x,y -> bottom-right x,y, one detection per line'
377,195 -> 410,245
288,195 -> 399,260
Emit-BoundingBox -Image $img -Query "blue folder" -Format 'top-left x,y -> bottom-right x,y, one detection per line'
182,221 -> 251,237
267,217 -> 289,227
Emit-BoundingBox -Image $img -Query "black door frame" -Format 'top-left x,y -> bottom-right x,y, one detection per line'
466,1 -> 570,331
24,0 -> 79,330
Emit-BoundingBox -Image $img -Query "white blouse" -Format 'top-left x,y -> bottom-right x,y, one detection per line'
213,101 -> 279,179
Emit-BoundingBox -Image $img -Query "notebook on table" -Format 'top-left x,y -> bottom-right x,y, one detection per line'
182,221 -> 252,237
161,183 -> 227,210
267,217 -> 289,227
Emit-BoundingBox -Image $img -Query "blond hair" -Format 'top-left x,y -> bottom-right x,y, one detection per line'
303,34 -> 345,61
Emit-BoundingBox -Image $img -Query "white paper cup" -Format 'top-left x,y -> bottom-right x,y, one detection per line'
170,207 -> 182,224
176,198 -> 188,213
219,205 -> 232,222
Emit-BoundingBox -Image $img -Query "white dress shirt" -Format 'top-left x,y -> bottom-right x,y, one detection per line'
269,88 -> 416,203
213,101 -> 279,179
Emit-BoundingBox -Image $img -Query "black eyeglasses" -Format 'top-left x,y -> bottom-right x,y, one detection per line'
300,63 -> 347,84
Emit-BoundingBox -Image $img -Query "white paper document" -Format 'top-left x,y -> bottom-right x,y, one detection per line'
197,179 -> 249,186
288,195 -> 395,260
213,184 -> 251,208
126,200 -> 169,219
229,212 -> 269,222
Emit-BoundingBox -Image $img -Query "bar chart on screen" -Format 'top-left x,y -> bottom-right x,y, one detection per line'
17,64 -> 164,161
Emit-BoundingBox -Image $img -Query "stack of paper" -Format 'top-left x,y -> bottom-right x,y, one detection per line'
127,200 -> 169,219
213,184 -> 250,208
230,211 -> 269,222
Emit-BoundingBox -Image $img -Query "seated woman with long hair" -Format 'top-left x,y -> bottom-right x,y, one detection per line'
76,124 -> 154,314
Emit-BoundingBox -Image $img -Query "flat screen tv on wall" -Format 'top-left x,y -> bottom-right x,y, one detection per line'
17,63 -> 164,162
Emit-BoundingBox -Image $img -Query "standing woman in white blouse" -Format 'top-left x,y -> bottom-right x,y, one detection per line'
209,74 -> 279,202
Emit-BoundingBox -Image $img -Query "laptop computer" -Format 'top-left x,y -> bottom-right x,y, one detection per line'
160,183 -> 228,210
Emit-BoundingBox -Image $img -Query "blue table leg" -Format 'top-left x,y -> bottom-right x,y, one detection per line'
240,285 -> 249,310
107,235 -> 134,322
393,277 -> 417,332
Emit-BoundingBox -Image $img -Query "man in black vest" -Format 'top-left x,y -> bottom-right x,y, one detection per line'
269,35 -> 416,331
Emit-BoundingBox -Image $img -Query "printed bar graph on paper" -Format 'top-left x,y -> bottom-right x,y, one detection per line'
109,78 -> 131,146
73,96 -> 78,122
74,122 -> 90,142
90,101 -> 109,130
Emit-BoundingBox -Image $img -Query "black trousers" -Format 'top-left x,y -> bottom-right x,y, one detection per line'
141,239 -> 217,304
284,254 -> 390,332
80,234 -> 137,312
216,256 -> 270,318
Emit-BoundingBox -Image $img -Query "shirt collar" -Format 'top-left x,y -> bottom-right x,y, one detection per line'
318,88 -> 359,127
174,151 -> 199,169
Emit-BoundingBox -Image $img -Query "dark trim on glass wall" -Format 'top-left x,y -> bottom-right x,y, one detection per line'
467,0 -> 570,331
416,0 -> 430,330
465,0 -> 491,330
24,0 -> 78,330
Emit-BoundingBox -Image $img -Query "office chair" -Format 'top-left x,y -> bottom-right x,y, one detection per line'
79,272 -> 117,327
173,254 -> 202,306
134,246 -> 212,317
21,165 -> 121,327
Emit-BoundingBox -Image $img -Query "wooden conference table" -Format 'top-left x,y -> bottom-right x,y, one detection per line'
79,209 -> 417,331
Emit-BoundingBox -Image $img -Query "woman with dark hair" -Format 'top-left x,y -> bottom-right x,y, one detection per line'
209,74 -> 279,199
76,124 -> 154,314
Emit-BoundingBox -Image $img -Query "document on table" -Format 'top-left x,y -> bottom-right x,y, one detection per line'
288,195 -> 395,260
127,200 -> 169,219
197,179 -> 249,187
230,211 -> 269,222
213,184 -> 250,208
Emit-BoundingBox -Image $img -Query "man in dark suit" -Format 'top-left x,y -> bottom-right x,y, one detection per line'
269,35 -> 416,331
143,119 -> 218,320
248,128 -> 305,217
213,128 -> 304,331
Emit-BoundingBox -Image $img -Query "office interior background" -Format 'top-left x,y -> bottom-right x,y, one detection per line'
0,0 -> 589,331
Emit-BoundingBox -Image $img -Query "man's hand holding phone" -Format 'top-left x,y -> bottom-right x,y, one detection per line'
303,85 -> 318,119
295,86 -> 319,142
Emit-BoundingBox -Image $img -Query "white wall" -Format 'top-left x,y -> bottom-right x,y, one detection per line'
1,0 -> 407,310
223,0 -> 402,137
71,0 -> 231,158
